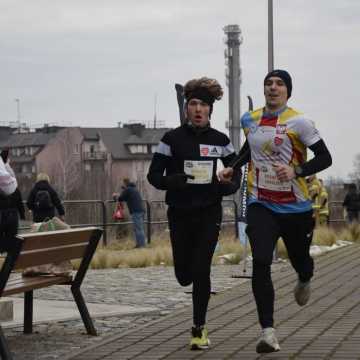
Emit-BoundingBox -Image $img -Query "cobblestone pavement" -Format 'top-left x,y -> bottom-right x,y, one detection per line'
61,244 -> 360,360
4,258 -> 268,360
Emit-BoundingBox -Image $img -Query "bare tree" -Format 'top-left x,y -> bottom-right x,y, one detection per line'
48,128 -> 82,200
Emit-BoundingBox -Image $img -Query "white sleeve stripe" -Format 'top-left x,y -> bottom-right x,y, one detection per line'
306,135 -> 322,147
156,141 -> 172,157
222,143 -> 235,157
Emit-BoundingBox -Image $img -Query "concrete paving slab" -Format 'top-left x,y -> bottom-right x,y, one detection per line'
1,297 -> 159,328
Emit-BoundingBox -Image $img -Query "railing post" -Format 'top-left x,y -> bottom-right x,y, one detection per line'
233,199 -> 239,238
101,200 -> 107,246
145,200 -> 151,244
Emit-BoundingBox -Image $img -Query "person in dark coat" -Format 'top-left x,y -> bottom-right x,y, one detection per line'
9,188 -> 25,222
113,178 -> 146,248
0,151 -> 21,250
343,183 -> 360,223
27,173 -> 65,223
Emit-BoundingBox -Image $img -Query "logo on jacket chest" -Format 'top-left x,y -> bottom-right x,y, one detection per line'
199,144 -> 222,157
274,136 -> 283,146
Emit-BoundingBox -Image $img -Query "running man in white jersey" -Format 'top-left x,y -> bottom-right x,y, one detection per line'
219,69 -> 332,353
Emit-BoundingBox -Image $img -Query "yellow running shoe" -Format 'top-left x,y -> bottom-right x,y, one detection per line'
190,326 -> 210,350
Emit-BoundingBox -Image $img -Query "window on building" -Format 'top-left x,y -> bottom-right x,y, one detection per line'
128,144 -> 148,154
31,146 -> 39,156
32,165 -> 36,173
74,144 -> 80,154
85,163 -> 91,171
21,164 -> 28,173
151,145 -> 158,153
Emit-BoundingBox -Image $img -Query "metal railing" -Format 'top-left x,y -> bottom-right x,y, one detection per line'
20,198 -> 239,246
83,151 -> 107,160
328,201 -> 346,224
18,199 -> 347,247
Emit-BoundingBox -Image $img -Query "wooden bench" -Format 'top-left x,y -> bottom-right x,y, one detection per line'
0,226 -> 103,360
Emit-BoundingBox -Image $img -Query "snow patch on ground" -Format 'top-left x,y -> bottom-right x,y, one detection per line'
217,240 -> 353,265
309,240 -> 352,257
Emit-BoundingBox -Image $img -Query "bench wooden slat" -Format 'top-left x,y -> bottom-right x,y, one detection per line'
13,244 -> 87,270
19,227 -> 98,251
2,273 -> 28,286
3,274 -> 72,296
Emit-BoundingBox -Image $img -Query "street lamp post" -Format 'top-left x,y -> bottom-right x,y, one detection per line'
268,0 -> 274,72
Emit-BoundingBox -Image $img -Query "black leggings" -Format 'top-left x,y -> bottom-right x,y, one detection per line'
246,203 -> 315,328
167,204 -> 222,327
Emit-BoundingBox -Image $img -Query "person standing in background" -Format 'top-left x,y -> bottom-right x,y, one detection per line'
307,175 -> 321,225
318,179 -> 329,225
0,148 -> 21,250
27,173 -> 65,223
113,178 -> 146,248
342,183 -> 360,223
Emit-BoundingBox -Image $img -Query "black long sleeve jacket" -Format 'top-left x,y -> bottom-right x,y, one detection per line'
147,124 -> 240,209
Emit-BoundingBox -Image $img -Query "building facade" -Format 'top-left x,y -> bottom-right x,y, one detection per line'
0,123 -> 169,203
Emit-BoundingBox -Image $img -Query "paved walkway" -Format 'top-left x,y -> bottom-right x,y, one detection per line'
62,244 -> 360,360
4,257 -> 256,360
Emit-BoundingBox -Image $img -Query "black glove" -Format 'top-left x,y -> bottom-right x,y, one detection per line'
219,181 -> 239,196
218,168 -> 242,196
165,173 -> 194,190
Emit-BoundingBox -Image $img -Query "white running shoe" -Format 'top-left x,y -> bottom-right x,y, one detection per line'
256,327 -> 280,353
294,280 -> 311,306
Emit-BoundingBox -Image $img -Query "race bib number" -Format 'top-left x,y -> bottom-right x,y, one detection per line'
257,164 -> 292,192
184,160 -> 213,184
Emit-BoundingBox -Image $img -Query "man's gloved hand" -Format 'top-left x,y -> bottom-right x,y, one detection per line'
218,168 -> 242,196
165,173 -> 194,190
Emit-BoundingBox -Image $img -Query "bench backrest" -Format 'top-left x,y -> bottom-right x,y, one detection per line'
13,227 -> 101,270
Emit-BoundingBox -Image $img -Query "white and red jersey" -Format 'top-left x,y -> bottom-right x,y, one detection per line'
241,106 -> 321,213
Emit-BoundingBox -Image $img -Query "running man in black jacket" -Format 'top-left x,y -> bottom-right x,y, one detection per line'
147,77 -> 240,350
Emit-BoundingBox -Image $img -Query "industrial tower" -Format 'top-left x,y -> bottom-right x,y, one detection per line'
223,24 -> 243,152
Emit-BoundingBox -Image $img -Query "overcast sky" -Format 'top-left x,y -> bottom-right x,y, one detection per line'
1,0 -> 359,180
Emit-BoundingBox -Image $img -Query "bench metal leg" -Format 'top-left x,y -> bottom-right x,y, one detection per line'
0,324 -> 13,360
24,291 -> 33,334
71,287 -> 97,336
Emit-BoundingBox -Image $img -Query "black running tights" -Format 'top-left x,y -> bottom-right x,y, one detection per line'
167,204 -> 221,327
246,203 -> 315,328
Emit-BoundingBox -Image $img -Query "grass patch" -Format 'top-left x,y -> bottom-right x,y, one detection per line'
214,230 -> 244,265
72,224 -> 360,270
313,226 -> 338,246
84,232 -> 173,269
337,223 -> 360,242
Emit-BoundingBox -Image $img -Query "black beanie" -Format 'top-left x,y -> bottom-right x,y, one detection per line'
264,69 -> 292,99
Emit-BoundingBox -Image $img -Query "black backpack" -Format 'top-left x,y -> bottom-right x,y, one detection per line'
34,190 -> 53,210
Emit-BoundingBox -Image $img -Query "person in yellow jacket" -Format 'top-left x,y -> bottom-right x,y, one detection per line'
307,175 -> 321,225
318,179 -> 329,225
